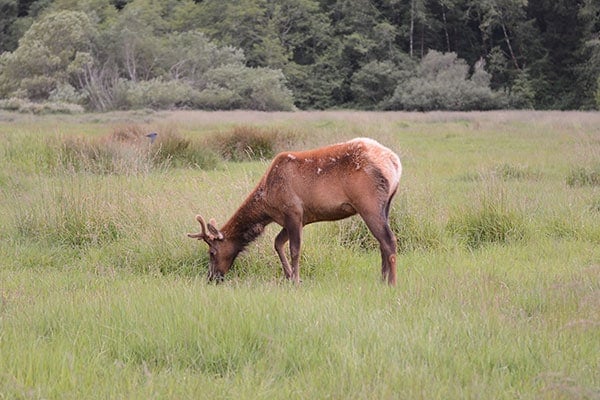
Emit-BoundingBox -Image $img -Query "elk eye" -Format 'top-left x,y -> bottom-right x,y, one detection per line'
209,249 -> 217,257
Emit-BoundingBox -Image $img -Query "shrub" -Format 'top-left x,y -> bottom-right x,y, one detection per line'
49,83 -> 86,104
191,88 -> 243,110
0,11 -> 96,101
120,79 -> 196,110
388,50 -> 506,111
202,65 -> 295,111
0,97 -> 84,114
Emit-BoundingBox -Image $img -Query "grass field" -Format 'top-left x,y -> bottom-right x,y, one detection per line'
0,110 -> 598,399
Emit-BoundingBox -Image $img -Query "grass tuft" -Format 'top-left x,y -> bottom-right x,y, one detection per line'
57,124 -> 219,174
12,178 -> 133,247
493,163 -> 541,181
448,183 -> 526,249
566,165 -> 600,187
591,198 -> 600,213
209,125 -> 301,161
335,195 -> 443,253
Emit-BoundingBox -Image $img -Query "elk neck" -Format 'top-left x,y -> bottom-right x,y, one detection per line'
220,181 -> 272,251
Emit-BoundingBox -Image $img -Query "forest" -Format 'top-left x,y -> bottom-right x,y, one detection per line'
0,0 -> 599,111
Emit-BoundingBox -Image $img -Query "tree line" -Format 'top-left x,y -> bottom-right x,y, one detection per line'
0,0 -> 599,112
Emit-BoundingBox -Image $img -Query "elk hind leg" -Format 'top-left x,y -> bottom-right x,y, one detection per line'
359,209 -> 398,286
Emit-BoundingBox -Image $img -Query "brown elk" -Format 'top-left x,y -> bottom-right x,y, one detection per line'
188,138 -> 402,285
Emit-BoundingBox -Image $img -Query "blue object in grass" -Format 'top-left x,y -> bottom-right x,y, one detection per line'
146,132 -> 158,143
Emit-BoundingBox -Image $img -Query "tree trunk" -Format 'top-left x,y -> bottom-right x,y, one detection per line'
501,18 -> 520,70
409,0 -> 415,57
420,23 -> 425,58
442,6 -> 450,52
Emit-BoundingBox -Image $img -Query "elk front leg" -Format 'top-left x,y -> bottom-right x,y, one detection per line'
274,228 -> 293,279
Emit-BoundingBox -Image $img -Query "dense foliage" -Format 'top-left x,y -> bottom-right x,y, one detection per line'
0,0 -> 599,111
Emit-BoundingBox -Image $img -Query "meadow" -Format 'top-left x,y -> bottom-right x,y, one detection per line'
0,110 -> 598,399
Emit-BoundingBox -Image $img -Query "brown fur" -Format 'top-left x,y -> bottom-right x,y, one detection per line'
188,138 -> 402,285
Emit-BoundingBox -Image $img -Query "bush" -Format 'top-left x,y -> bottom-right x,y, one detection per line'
388,51 -> 506,111
202,65 -> 295,111
120,79 -> 195,110
0,97 -> 84,114
106,65 -> 295,112
191,88 -> 243,110
0,11 -> 96,101
49,83 -> 86,104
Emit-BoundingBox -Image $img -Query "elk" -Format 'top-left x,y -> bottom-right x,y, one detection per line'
188,138 -> 402,285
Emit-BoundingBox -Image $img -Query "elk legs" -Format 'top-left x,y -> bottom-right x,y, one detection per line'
274,228 -> 293,279
358,208 -> 398,286
274,215 -> 303,284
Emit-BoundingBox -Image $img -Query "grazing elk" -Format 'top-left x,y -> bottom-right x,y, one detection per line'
188,138 -> 402,285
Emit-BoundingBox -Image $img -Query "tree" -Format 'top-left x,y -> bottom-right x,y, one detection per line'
195,0 -> 288,68
0,0 -> 19,53
527,0 -> 589,109
576,0 -> 600,109
350,59 -> 414,108
162,31 -> 245,82
0,10 -> 96,100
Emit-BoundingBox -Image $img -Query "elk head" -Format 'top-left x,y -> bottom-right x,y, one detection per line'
187,215 -> 236,281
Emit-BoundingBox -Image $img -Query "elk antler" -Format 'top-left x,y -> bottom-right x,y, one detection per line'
187,215 -> 223,241
187,215 -> 209,240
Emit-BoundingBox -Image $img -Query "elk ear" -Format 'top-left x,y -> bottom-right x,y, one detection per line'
207,219 -> 224,240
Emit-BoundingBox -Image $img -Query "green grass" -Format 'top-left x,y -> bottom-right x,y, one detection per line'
0,110 -> 599,399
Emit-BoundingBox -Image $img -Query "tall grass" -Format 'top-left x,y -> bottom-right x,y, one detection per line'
567,165 -> 600,187
448,180 -> 526,249
57,124 -> 220,174
1,245 -> 598,399
0,110 -> 599,399
335,190 -> 444,253
208,125 -> 303,161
